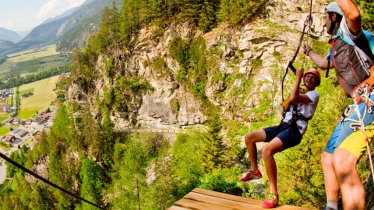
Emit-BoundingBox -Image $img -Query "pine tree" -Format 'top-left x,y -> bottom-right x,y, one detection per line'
198,0 -> 218,32
201,117 -> 225,172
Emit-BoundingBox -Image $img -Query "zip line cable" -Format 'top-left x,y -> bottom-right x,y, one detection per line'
281,0 -> 313,102
0,152 -> 105,209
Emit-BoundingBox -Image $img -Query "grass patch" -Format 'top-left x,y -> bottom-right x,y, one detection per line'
20,137 -> 33,147
17,75 -> 59,119
0,141 -> 11,151
19,88 -> 34,96
6,96 -> 13,105
0,126 -> 10,136
18,108 -> 40,119
0,113 -> 10,123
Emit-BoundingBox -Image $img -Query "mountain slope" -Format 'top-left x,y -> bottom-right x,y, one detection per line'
0,40 -> 16,55
0,27 -> 21,43
17,0 -> 121,51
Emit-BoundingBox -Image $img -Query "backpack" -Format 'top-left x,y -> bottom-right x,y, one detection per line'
328,29 -> 374,97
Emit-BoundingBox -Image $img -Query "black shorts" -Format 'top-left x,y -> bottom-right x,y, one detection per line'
264,123 -> 302,150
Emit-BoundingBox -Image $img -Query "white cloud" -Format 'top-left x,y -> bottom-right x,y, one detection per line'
1,15 -> 34,32
37,0 -> 85,20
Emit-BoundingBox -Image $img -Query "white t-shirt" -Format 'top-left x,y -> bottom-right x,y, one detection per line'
282,90 -> 319,135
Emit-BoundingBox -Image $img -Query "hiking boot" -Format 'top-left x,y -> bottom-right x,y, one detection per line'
262,193 -> 279,208
240,170 -> 262,182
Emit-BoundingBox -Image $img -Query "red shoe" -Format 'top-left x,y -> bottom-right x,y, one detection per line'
240,170 -> 262,182
262,193 -> 279,208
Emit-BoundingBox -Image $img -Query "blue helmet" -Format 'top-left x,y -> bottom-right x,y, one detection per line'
326,2 -> 343,16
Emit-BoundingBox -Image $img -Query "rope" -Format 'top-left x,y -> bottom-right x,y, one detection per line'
0,152 -> 105,209
342,85 -> 374,183
351,99 -> 374,184
281,0 -> 313,102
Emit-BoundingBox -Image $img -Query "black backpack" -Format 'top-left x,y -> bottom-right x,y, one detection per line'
329,30 -> 374,97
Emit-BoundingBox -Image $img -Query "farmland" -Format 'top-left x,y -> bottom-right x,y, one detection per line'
0,113 -> 10,123
0,44 -> 69,80
0,127 -> 10,136
18,75 -> 59,119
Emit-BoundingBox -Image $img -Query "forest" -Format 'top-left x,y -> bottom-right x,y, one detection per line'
0,0 -> 373,209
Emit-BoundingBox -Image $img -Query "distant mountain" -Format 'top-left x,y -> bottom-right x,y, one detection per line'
16,0 -> 122,52
42,5 -> 80,25
0,27 -> 22,43
0,40 -> 16,55
18,29 -> 33,39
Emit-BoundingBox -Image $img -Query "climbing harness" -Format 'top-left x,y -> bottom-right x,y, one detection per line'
341,68 -> 374,183
281,0 -> 313,102
0,152 -> 104,209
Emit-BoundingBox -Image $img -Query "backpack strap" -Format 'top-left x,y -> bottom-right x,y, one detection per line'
326,47 -> 333,78
363,30 -> 374,56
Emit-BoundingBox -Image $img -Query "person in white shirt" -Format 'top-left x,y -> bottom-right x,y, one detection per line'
240,68 -> 320,208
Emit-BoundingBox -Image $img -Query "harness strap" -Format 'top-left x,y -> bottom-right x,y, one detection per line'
343,66 -> 374,184
281,103 -> 311,130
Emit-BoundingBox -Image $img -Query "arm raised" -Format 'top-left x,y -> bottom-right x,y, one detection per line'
336,0 -> 361,35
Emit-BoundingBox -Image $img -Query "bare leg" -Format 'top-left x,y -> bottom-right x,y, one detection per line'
332,148 -> 365,210
321,151 -> 340,203
262,138 -> 283,194
244,130 -> 266,172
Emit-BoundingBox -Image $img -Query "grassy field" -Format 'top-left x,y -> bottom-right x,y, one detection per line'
18,75 -> 59,119
0,126 -> 10,136
0,113 -> 10,123
7,45 -> 59,61
0,44 -> 69,79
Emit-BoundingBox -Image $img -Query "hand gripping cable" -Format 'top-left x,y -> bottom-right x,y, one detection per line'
281,0 -> 313,102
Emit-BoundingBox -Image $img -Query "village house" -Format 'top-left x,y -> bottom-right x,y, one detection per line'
0,104 -> 11,113
39,113 -> 50,120
2,134 -> 15,144
12,128 -> 29,139
0,89 -> 12,99
5,118 -> 14,124
25,119 -> 33,125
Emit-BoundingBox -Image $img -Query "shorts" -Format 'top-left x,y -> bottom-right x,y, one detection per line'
264,122 -> 302,150
324,94 -> 374,159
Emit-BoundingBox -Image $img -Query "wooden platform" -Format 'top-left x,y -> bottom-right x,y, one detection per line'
169,188 -> 313,210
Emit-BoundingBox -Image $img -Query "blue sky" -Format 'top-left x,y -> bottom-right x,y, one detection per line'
0,0 -> 86,33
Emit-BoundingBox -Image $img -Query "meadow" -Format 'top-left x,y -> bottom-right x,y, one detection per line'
0,113 -> 10,123
0,44 -> 69,79
0,126 -> 10,136
18,75 -> 59,119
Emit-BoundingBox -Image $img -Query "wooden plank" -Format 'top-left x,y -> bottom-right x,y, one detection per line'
170,188 -> 313,210
168,205 -> 190,210
174,198 -> 233,210
192,188 -> 313,210
192,188 -> 263,205
277,205 -> 315,210
185,191 -> 263,210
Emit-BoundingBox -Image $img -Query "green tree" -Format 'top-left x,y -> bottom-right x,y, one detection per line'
200,117 -> 225,172
354,0 -> 374,31
198,0 -> 218,32
76,158 -> 104,210
110,138 -> 148,209
218,0 -> 269,25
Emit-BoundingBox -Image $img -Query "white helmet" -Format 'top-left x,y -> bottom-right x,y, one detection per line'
326,2 -> 343,16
